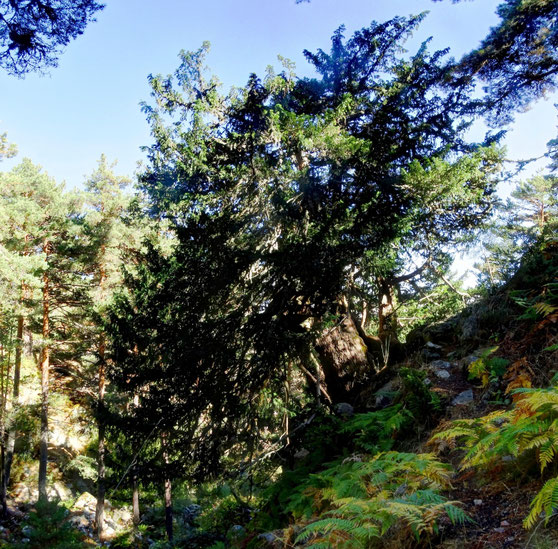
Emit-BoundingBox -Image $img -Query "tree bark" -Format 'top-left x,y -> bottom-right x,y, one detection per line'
38,264 -> 50,503
95,335 -> 106,539
131,393 -> 140,527
2,313 -> 23,515
95,256 -> 107,539
132,466 -> 140,527
162,433 -> 173,541
314,314 -> 373,403
377,277 -> 399,343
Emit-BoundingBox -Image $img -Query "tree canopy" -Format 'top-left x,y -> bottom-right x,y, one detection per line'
0,0 -> 104,75
106,16 -> 503,483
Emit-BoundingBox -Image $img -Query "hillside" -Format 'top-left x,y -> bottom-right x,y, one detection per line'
0,239 -> 554,548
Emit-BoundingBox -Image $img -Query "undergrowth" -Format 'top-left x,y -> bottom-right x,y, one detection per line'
8,500 -> 85,549
432,382 -> 558,529
290,451 -> 468,548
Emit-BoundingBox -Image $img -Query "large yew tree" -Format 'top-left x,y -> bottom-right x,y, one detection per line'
108,15 -> 502,505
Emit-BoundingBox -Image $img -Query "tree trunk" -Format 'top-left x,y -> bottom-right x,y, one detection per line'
0,339 -> 8,516
95,337 -> 106,539
132,392 -> 140,527
314,314 -> 373,403
2,313 -> 23,515
377,277 -> 399,343
162,433 -> 173,541
95,256 -> 107,538
132,466 -> 140,527
38,266 -> 50,503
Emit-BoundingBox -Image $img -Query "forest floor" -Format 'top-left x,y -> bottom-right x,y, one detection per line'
413,341 -> 558,549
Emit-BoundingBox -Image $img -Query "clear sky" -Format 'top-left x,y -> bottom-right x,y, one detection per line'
0,0 -> 556,189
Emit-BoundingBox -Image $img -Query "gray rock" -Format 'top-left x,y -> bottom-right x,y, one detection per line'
460,313 -> 480,341
228,524 -> 246,539
374,379 -> 400,408
427,320 -> 457,341
69,515 -> 90,528
460,355 -> 480,368
422,341 -> 443,360
258,532 -> 277,544
335,402 -> 354,417
52,481 -> 72,501
73,492 -> 97,510
430,360 -> 452,370
182,503 -> 202,525
294,448 -> 310,460
103,525 -> 116,538
474,499 -> 483,506
422,348 -> 441,360
434,369 -> 451,380
452,389 -> 474,405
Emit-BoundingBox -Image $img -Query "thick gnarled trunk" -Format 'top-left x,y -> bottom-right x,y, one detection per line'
314,315 -> 374,403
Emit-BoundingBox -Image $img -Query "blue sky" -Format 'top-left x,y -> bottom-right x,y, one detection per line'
0,0 -> 556,188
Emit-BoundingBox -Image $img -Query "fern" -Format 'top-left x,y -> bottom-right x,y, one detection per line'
467,347 -> 509,387
341,405 -> 413,453
433,383 -> 558,529
524,477 -> 558,529
291,452 -> 468,547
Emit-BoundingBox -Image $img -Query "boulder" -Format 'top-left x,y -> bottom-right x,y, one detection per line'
374,378 -> 400,408
335,402 -> 354,417
182,503 -> 202,525
72,491 -> 97,511
52,481 -> 72,501
430,360 -> 452,370
452,389 -> 474,406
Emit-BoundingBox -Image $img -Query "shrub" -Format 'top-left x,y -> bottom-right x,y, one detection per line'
13,500 -> 85,549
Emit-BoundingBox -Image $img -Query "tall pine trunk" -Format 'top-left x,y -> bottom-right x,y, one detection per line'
38,263 -> 50,503
162,433 -> 173,541
132,466 -> 140,527
95,337 -> 106,539
2,312 -> 23,515
95,257 -> 107,539
132,392 -> 140,527
0,336 -> 10,516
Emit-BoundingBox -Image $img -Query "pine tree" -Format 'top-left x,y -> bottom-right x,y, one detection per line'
81,155 -> 141,539
0,159 -> 81,502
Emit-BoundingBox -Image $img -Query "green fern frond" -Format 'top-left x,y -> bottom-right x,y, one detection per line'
520,387 -> 558,411
435,384 -> 558,530
292,452 -> 465,546
524,476 -> 558,529
538,439 -> 557,471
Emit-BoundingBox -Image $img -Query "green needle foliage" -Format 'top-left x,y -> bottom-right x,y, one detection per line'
109,15 -> 503,486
